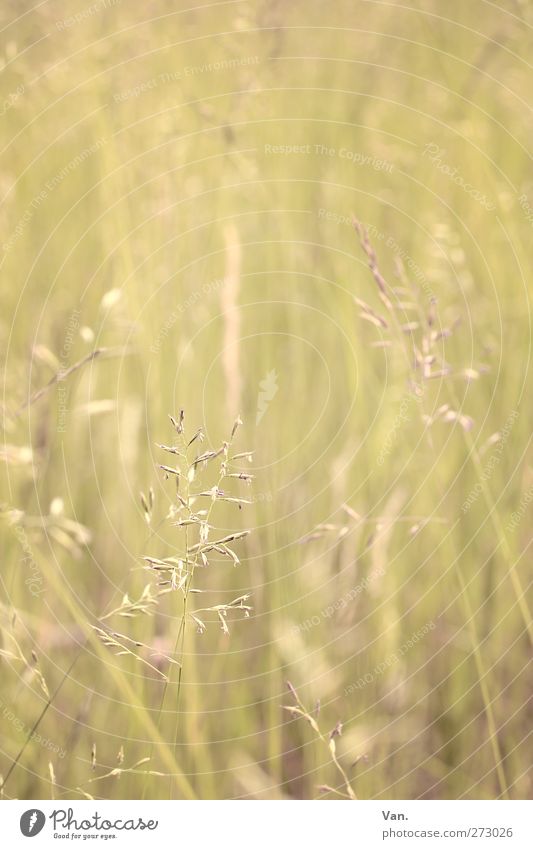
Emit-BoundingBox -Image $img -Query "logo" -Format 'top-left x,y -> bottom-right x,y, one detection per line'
256,369 -> 278,424
20,809 -> 46,837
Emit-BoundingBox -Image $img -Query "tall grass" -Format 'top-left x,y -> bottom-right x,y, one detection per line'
1,0 -> 531,800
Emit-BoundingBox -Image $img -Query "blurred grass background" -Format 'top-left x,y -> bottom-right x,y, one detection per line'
0,0 -> 532,800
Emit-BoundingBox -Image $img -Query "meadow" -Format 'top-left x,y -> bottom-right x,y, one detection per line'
0,0 -> 532,800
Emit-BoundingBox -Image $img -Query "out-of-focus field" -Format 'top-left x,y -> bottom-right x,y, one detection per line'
0,0 -> 532,800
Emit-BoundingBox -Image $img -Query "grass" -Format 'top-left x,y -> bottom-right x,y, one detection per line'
0,0 -> 532,801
